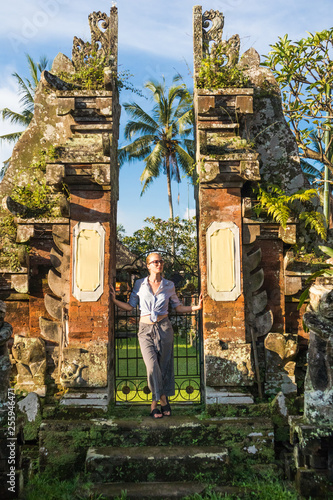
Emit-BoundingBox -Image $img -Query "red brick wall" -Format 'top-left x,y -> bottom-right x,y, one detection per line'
199,186 -> 246,342
257,238 -> 285,333
5,301 -> 30,337
68,190 -> 112,346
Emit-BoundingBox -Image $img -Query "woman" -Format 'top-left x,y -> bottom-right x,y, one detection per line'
110,252 -> 203,418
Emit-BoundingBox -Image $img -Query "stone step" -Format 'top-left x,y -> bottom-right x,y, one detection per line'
85,445 -> 229,483
40,415 -> 273,449
39,415 -> 274,479
85,482 -> 243,499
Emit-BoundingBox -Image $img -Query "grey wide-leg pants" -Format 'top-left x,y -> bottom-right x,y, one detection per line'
138,317 -> 175,402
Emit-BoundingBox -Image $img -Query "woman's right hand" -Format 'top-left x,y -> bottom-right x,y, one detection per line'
110,284 -> 116,302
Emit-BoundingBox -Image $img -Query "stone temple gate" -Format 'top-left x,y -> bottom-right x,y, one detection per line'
0,7 -> 120,408
0,5 -> 319,409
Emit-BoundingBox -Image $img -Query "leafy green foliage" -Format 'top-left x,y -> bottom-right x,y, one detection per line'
11,179 -> 56,218
10,147 -> 62,219
0,147 -> 63,270
253,183 -> 327,239
197,44 -> 249,89
122,216 -> 198,289
59,52 -> 106,90
263,29 -> 333,174
58,52 -> 140,95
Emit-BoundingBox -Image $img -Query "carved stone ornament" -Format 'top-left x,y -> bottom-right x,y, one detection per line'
72,11 -> 112,69
202,9 -> 224,52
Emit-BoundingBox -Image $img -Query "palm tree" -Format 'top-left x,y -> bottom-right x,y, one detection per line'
0,54 -> 49,145
119,76 -> 194,220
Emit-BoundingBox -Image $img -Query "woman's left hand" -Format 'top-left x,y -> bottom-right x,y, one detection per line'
198,292 -> 203,310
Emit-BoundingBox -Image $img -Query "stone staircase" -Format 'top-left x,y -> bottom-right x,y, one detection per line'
39,410 -> 276,499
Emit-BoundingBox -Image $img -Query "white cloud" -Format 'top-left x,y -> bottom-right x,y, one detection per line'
184,208 -> 196,219
0,79 -> 26,169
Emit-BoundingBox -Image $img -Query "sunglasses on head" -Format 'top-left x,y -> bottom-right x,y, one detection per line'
149,259 -> 164,265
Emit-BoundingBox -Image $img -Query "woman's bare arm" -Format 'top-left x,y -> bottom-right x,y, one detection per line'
175,293 -> 203,314
110,284 -> 133,312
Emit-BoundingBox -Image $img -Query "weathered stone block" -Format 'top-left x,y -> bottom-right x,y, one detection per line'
11,275 -> 28,294
240,159 -> 260,180
285,275 -> 302,296
11,336 -> 46,396
242,223 -> 260,244
235,95 -> 253,114
205,387 -> 254,404
96,98 -> 113,116
205,340 -> 254,386
44,293 -> 62,321
57,97 -> 75,116
197,95 -> 215,114
264,332 -> 298,395
92,164 -> 111,185
279,224 -> 297,244
46,164 -> 65,185
39,317 -> 61,344
303,287 -> 333,424
16,224 -> 34,243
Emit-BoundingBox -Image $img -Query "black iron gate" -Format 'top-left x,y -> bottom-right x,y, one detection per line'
114,298 -> 201,404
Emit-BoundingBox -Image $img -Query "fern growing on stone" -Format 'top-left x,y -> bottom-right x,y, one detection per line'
253,184 -> 327,240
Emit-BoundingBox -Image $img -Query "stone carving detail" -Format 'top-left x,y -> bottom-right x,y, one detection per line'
213,34 -> 240,67
11,335 -> 47,396
72,8 -> 117,70
0,302 -> 13,404
202,9 -> 224,53
52,345 -> 108,388
303,285 -> 333,424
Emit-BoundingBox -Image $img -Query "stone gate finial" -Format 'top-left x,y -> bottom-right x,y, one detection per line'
72,6 -> 118,71
194,5 -> 241,78
202,9 -> 224,55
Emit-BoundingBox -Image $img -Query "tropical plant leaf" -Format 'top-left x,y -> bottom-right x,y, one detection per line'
297,287 -> 310,309
318,245 -> 333,258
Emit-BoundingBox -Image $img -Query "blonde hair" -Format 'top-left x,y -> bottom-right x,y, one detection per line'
146,252 -> 162,265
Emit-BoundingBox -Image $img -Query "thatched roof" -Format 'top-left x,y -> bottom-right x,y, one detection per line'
116,240 -> 145,271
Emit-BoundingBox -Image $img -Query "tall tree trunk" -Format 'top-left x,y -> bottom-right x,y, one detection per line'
166,158 -> 175,257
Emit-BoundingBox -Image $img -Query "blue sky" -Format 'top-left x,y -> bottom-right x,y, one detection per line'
0,0 -> 332,234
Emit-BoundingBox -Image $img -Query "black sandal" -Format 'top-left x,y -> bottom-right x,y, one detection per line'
161,399 -> 171,417
150,408 -> 163,419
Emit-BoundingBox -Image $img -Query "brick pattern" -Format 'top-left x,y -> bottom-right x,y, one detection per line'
257,238 -> 285,333
199,185 -> 246,343
68,190 -> 112,346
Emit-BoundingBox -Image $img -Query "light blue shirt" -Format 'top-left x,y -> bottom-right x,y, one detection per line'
128,277 -> 181,323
